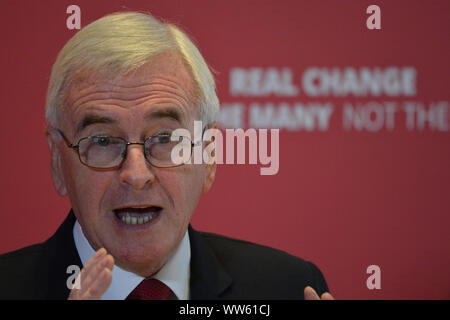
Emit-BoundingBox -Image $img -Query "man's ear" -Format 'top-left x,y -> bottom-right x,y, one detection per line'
202,123 -> 218,193
203,161 -> 217,193
45,127 -> 68,197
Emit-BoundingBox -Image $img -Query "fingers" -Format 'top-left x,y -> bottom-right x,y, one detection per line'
304,286 -> 335,300
304,286 -> 320,300
80,252 -> 113,295
68,248 -> 114,300
83,267 -> 113,300
321,292 -> 335,300
77,249 -> 107,288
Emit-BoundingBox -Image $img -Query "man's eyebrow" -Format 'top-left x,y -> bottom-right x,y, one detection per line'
75,114 -> 116,136
144,108 -> 182,123
75,108 -> 182,135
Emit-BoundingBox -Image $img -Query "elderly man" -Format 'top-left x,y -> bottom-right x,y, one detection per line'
0,11 -> 332,300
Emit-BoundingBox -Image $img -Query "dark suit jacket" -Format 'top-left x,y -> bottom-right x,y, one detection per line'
0,210 -> 329,299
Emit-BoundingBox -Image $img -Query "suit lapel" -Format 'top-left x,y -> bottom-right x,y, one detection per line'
188,225 -> 232,299
43,210 -> 83,299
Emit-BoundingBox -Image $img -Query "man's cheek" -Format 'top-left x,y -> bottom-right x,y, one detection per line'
73,173 -> 109,207
177,174 -> 204,212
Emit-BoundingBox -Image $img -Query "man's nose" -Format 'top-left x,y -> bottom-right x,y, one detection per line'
118,145 -> 156,189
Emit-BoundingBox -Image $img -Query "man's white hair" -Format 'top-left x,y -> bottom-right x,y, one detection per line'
45,11 -> 219,128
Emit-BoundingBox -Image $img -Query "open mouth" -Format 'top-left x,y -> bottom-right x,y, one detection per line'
114,206 -> 162,225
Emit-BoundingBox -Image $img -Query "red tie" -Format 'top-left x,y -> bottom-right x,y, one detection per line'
126,278 -> 175,300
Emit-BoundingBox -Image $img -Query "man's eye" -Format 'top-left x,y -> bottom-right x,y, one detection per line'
156,135 -> 171,143
93,136 -> 111,146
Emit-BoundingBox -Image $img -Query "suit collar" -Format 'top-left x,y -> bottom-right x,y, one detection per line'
188,225 -> 232,299
43,210 -> 82,299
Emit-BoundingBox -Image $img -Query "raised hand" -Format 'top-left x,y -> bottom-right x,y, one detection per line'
68,248 -> 114,300
304,286 -> 334,300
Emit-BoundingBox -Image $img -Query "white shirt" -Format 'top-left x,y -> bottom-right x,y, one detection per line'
73,220 -> 191,300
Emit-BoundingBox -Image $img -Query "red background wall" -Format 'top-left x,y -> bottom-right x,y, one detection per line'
0,0 -> 448,299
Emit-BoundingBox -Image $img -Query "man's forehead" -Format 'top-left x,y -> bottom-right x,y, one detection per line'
65,51 -> 197,107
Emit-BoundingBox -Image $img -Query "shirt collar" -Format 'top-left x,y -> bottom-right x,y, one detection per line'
73,220 -> 190,300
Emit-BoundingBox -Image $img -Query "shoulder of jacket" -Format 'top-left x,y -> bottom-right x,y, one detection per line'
197,231 -> 311,268
0,243 -> 48,261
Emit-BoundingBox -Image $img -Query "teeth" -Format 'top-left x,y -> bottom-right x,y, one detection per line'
118,212 -> 158,225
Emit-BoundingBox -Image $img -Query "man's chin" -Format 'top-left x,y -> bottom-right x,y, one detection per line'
98,211 -> 184,275
112,246 -> 169,277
